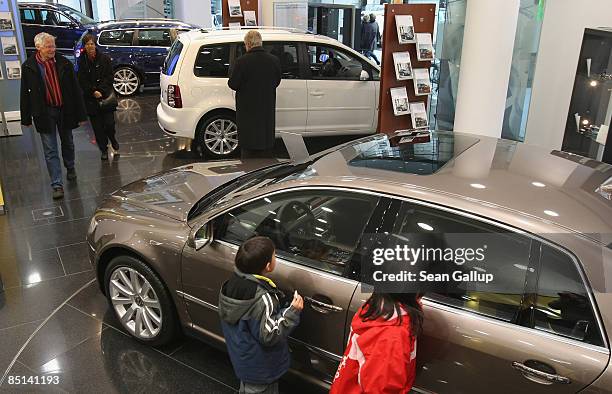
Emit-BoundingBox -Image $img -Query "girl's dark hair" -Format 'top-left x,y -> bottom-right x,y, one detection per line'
360,293 -> 424,337
235,236 -> 275,274
82,33 -> 96,46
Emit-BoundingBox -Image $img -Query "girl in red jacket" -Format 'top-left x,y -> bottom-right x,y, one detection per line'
330,293 -> 423,394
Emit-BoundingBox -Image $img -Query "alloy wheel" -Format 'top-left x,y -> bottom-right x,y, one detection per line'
204,119 -> 239,156
109,267 -> 163,339
113,68 -> 140,96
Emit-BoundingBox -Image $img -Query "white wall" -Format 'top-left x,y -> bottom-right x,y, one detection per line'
525,0 -> 612,150
174,0 -> 212,28
261,0 -> 307,29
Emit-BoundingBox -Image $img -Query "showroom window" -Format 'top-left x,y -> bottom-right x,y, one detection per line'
213,190 -> 379,276
136,29 -> 172,47
194,44 -> 230,78
306,44 -> 367,80
533,245 -> 604,347
395,202 -> 533,323
98,30 -> 135,46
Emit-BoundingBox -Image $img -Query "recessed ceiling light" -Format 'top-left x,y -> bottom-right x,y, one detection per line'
531,182 -> 546,188
470,183 -> 486,189
417,222 -> 434,231
544,210 -> 559,217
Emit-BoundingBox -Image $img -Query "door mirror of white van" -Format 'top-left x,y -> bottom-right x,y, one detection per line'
360,70 -> 370,81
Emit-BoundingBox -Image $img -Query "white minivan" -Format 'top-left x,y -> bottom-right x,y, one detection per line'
157,28 -> 381,159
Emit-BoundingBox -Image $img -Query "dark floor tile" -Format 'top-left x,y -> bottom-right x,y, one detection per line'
0,320 -> 41,376
20,218 -> 90,252
1,361 -> 66,393
88,172 -> 142,197
67,283 -> 121,329
57,242 -> 92,275
4,180 -> 98,209
18,305 -> 103,371
0,271 -> 94,330
32,327 -> 235,394
0,248 -> 66,290
169,337 -> 239,390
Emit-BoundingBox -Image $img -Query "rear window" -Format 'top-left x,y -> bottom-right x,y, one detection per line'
136,29 -> 171,47
193,44 -> 230,77
98,30 -> 134,46
162,39 -> 183,76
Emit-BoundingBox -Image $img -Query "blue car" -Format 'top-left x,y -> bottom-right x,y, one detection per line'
19,2 -> 96,59
75,20 -> 198,96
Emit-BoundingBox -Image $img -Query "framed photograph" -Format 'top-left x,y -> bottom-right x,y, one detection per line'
1,35 -> 17,56
6,60 -> 20,79
244,10 -> 257,26
229,22 -> 241,30
228,0 -> 242,17
413,68 -> 432,96
390,87 -> 410,116
392,51 -> 412,80
395,15 -> 415,44
0,64 -> 4,80
416,33 -> 435,61
410,102 -> 429,128
0,12 -> 14,31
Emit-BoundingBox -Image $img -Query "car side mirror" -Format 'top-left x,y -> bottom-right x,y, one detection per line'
360,69 -> 370,81
188,221 -> 214,250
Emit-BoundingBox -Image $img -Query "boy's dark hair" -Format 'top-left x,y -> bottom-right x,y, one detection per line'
235,236 -> 275,274
81,33 -> 96,46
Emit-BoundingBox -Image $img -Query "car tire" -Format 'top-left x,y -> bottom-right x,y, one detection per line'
104,255 -> 178,346
113,67 -> 141,96
193,112 -> 240,160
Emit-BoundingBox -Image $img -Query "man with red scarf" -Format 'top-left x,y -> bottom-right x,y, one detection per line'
20,32 -> 87,199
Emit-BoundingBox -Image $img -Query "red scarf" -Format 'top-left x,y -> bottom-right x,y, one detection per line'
35,52 -> 63,107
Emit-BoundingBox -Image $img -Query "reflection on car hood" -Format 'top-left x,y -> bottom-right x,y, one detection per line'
109,160 -> 278,221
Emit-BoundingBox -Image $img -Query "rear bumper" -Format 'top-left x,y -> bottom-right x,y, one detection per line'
156,102 -> 198,139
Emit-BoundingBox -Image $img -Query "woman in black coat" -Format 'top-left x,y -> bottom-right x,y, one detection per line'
77,33 -> 118,160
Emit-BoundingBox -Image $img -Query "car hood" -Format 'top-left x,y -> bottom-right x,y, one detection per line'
109,160 -> 278,222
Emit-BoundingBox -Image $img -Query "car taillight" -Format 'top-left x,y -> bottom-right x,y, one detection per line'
167,85 -> 182,108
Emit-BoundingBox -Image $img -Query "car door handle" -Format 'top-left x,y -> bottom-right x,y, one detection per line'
512,361 -> 571,385
304,296 -> 343,313
310,91 -> 325,97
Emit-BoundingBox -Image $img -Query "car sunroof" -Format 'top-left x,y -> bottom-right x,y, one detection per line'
346,132 -> 479,175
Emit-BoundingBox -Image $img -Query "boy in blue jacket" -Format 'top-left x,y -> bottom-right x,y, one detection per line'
218,236 -> 303,394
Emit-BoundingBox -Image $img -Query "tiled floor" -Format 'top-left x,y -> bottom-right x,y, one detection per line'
0,92 -> 355,393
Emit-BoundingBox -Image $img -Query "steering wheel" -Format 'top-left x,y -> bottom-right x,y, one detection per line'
277,201 -> 316,249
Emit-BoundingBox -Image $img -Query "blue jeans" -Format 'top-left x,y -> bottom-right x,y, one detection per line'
39,107 -> 75,188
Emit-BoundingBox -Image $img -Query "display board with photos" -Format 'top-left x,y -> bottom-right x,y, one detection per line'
222,0 -> 258,28
377,3 -> 436,135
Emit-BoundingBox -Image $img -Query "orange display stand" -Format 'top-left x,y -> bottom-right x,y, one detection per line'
222,0 -> 259,28
377,4 -> 436,135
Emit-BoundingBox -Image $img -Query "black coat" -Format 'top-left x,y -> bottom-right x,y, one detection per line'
77,50 -> 114,115
20,54 -> 87,133
228,47 -> 281,150
361,21 -> 380,51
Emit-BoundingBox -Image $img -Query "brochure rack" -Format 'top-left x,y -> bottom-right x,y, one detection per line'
222,0 -> 259,28
377,4 -> 436,135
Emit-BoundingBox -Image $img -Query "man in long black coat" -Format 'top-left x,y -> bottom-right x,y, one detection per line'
20,32 -> 87,199
228,30 -> 281,159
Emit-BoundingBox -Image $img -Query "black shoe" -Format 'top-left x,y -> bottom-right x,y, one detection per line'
67,168 -> 77,181
52,186 -> 64,199
110,139 -> 119,151
101,151 -> 108,161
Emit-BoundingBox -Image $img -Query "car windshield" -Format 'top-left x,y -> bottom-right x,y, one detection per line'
60,6 -> 96,24
187,161 -> 313,221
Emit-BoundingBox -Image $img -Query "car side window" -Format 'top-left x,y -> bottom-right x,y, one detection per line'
235,42 -> 300,79
99,30 -> 135,46
55,12 -> 72,26
306,44 -> 366,80
20,9 -> 37,24
194,44 -> 230,77
394,202 -> 533,323
137,29 -> 172,47
40,10 -> 59,26
533,245 -> 604,347
213,190 -> 379,276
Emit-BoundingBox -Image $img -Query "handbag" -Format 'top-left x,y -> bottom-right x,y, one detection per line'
98,91 -> 118,112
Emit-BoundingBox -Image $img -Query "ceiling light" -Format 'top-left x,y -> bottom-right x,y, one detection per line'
417,222 -> 434,231
544,210 -> 559,217
531,182 -> 546,188
470,183 -> 486,189
590,80 -> 598,87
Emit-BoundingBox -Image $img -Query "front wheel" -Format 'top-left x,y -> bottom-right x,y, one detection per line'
193,113 -> 240,159
104,255 -> 178,346
113,67 -> 141,96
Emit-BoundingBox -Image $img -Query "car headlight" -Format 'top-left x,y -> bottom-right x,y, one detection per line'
88,216 -> 98,235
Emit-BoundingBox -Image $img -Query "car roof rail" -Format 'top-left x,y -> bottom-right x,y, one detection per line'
199,26 -> 314,35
